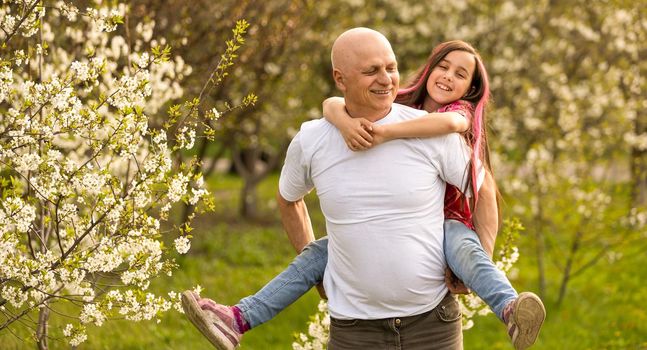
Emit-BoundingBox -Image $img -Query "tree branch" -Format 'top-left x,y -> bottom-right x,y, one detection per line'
2,0 -> 41,46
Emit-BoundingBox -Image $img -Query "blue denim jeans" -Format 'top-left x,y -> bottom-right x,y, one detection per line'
236,236 -> 328,328
443,219 -> 517,320
237,220 -> 517,328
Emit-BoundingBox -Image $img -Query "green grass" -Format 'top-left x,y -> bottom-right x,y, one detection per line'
462,246 -> 647,350
78,221 -> 323,350
2,173 -> 646,349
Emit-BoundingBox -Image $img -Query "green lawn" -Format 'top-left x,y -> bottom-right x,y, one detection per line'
1,173 -> 646,349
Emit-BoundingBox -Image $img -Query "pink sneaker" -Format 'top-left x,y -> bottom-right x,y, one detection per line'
181,291 -> 242,349
504,292 -> 546,350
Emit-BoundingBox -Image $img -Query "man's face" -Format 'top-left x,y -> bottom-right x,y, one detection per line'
337,42 -> 399,118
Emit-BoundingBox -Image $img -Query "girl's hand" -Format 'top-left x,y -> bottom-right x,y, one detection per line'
340,117 -> 374,151
368,124 -> 389,147
323,96 -> 374,151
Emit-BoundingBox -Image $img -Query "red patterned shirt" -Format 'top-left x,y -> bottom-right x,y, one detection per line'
436,100 -> 476,230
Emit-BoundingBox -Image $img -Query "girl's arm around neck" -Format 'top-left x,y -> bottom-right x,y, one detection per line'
323,96 -> 373,150
380,111 -> 470,141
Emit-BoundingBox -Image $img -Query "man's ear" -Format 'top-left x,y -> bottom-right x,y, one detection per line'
333,69 -> 346,92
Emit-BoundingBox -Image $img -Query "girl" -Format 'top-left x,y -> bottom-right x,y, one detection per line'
182,40 -> 545,350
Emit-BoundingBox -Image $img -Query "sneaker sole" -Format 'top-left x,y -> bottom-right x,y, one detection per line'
181,291 -> 238,350
512,292 -> 546,350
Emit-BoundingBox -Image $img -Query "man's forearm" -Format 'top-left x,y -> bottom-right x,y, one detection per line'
277,192 -> 315,253
472,170 -> 498,257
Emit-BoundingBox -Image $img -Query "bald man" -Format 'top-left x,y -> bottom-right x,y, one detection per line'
276,27 -> 472,349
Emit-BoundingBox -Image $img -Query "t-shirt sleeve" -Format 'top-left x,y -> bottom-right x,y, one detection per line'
278,132 -> 314,202
437,133 -> 484,196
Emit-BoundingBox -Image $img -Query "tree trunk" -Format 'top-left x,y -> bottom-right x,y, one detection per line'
232,147 -> 267,220
557,230 -> 583,306
231,141 -> 287,220
36,305 -> 49,350
631,112 -> 646,207
533,172 -> 547,299
240,178 -> 260,219
534,213 -> 547,299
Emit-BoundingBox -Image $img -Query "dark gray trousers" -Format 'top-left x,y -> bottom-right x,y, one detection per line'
328,293 -> 463,350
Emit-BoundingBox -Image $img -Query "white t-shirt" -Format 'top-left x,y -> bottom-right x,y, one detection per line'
279,103 -> 479,319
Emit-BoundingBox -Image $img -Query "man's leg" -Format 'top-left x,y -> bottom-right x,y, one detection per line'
328,318 -> 393,350
328,293 -> 462,350
400,293 -> 463,350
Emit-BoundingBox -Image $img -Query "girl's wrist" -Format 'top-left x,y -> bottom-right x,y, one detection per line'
381,125 -> 394,141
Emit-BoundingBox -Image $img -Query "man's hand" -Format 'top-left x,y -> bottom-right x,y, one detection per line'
315,283 -> 328,300
445,267 -> 471,294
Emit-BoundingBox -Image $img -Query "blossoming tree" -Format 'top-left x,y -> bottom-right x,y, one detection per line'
0,1 -> 252,348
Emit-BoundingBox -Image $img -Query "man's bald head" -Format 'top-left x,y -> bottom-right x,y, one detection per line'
331,27 -> 394,73
329,27 -> 399,121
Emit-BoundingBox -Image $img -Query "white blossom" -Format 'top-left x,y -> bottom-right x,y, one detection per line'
1,285 -> 29,308
209,107 -> 221,121
14,152 -> 41,173
138,52 -> 150,68
176,126 -> 196,150
167,173 -> 189,203
72,172 -> 107,195
174,236 -> 191,254
13,49 -> 26,66
189,186 -> 208,205
1,197 -> 36,233
63,324 -> 74,337
80,303 -> 106,326
59,2 -> 80,21
0,66 -> 13,103
70,331 -> 87,346
70,60 -> 90,81
624,132 -> 647,151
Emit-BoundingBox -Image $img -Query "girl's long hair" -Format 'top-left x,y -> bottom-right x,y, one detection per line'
396,40 -> 499,215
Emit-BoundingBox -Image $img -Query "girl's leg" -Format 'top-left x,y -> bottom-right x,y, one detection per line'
183,237 -> 329,349
444,219 -> 545,350
443,219 -> 516,320
236,236 -> 328,328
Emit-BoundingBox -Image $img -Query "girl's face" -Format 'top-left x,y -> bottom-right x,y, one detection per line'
425,50 -> 476,107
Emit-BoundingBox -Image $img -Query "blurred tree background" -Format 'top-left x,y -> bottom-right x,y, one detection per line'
1,0 -> 645,349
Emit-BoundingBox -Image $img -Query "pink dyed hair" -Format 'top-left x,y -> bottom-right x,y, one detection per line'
395,40 -> 492,205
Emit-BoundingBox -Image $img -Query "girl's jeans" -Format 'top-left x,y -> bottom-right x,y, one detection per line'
236,219 -> 517,328
443,219 -> 517,320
